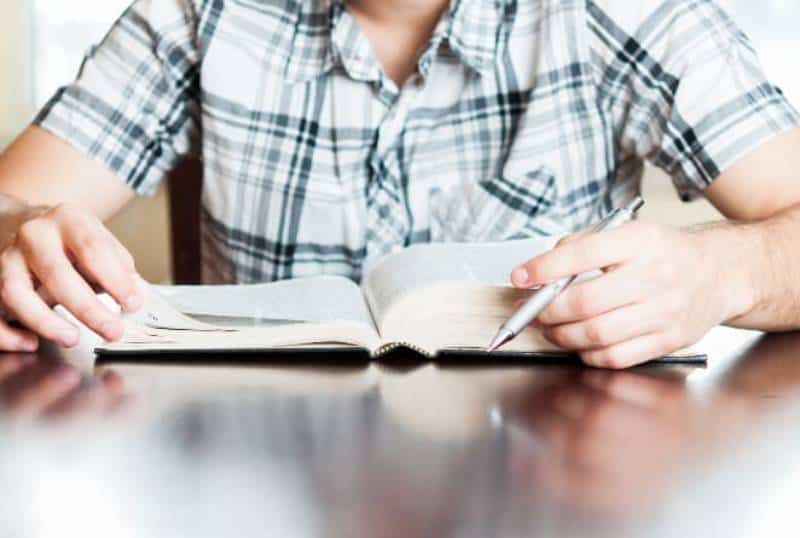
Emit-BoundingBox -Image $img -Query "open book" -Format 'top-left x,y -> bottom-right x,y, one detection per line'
96,239 -> 704,362
96,239 -> 571,357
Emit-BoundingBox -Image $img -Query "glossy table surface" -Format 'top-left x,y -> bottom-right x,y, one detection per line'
2,326 -> 800,537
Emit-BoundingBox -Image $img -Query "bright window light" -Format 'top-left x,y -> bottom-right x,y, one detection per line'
32,0 -> 131,106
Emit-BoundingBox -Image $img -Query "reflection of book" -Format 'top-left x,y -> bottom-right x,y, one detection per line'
95,239 -> 705,363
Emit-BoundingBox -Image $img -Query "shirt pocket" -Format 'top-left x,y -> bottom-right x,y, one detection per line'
429,165 -> 558,242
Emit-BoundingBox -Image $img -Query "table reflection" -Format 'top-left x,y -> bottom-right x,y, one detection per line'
2,330 -> 800,537
0,352 -> 125,423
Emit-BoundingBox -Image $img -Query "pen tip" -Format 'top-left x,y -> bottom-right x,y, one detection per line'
487,330 -> 514,353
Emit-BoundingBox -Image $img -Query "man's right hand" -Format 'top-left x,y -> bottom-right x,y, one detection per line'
0,203 -> 142,351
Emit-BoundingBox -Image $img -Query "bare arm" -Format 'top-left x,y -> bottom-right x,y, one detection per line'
0,126 -> 142,350
701,128 -> 800,331
0,126 -> 135,222
513,128 -> 800,368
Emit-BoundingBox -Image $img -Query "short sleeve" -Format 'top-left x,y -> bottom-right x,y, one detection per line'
589,0 -> 800,200
34,0 -> 201,196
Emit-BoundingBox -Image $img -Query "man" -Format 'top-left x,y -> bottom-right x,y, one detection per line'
0,0 -> 797,368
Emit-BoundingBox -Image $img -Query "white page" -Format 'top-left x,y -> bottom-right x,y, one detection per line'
362,238 -> 558,328
155,275 -> 374,328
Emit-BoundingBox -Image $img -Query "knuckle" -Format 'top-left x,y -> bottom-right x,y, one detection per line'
17,219 -> 48,243
571,288 -> 594,318
604,353 -> 628,370
51,202 -> 80,220
581,351 -> 607,368
119,248 -> 136,271
585,349 -> 626,369
584,321 -> 609,347
0,249 -> 15,269
73,231 -> 103,258
72,300 -> 101,323
0,280 -> 23,307
537,307 -> 555,325
542,327 -> 562,346
35,260 -> 60,282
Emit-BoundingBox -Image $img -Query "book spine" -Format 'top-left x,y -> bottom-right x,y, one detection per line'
372,341 -> 433,358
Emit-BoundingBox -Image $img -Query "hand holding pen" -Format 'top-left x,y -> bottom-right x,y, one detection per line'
488,197 -> 646,352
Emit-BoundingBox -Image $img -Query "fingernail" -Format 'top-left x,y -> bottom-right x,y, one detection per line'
124,293 -> 143,311
512,267 -> 529,286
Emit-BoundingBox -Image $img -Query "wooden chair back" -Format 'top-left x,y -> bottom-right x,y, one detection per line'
167,159 -> 203,284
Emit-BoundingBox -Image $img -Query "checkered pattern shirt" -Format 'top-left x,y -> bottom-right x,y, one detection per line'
36,0 -> 800,284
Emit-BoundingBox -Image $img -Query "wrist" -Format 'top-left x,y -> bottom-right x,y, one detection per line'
690,222 -> 762,323
0,195 -> 50,250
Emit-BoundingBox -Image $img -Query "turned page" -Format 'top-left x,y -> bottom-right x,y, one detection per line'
361,238 -> 558,334
154,276 -> 375,328
100,275 -> 383,353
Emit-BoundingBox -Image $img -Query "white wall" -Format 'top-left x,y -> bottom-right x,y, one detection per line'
0,1 -> 33,144
0,0 -> 172,283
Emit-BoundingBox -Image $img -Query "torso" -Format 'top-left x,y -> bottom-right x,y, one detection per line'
196,0 -> 640,284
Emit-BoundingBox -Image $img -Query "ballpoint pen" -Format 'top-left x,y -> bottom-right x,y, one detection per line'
487,196 -> 646,352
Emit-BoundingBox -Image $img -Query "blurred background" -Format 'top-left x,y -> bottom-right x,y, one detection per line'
0,0 -> 798,283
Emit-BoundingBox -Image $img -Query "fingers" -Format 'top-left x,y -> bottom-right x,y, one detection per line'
537,266 -> 647,325
511,223 -> 641,288
0,317 -> 39,352
542,303 -> 664,351
63,218 -> 143,312
0,204 -> 142,349
580,332 -> 685,370
17,219 -> 124,342
0,248 -> 81,347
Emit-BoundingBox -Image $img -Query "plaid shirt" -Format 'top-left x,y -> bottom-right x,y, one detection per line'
36,0 -> 799,284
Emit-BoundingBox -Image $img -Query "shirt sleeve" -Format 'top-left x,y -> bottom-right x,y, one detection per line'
589,0 -> 800,200
34,0 -> 201,196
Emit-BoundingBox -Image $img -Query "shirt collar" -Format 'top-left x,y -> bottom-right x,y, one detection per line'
439,0 -> 510,74
286,0 -> 511,84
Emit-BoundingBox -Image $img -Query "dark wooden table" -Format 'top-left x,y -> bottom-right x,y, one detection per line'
1,326 -> 799,537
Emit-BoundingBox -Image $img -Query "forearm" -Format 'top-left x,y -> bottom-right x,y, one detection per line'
0,126 -> 135,222
696,205 -> 800,331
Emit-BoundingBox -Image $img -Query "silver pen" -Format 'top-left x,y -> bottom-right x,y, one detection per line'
487,196 -> 646,352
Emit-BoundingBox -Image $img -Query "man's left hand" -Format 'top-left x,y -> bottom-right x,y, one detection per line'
511,221 -> 754,368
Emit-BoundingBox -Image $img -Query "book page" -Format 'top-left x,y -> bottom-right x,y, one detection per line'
362,238 -> 558,329
156,275 -> 374,328
100,320 -> 383,354
102,276 -> 383,354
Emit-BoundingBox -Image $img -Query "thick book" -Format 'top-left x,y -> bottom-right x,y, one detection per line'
95,239 -> 706,363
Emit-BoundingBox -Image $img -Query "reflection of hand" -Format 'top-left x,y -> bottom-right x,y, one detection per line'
0,354 -> 125,422
507,369 -> 692,515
